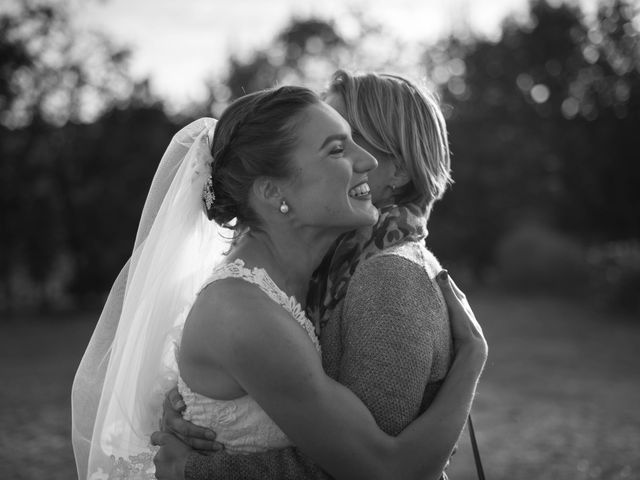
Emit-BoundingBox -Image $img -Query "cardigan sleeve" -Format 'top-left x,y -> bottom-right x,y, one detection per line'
184,253 -> 448,479
339,253 -> 446,435
184,447 -> 332,480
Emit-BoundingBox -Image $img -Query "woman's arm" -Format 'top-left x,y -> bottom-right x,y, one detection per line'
178,273 -> 486,480
156,389 -> 330,479
152,433 -> 329,480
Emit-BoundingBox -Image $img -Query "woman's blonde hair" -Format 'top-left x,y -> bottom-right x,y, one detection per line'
328,70 -> 452,211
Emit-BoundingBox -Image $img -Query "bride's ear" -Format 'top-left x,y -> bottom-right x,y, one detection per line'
252,177 -> 284,212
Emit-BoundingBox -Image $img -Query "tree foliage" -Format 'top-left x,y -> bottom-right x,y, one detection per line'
1,0 -> 638,312
422,0 -> 640,275
199,13 -> 421,118
0,1 -> 175,312
200,1 -> 640,278
0,1 -> 134,127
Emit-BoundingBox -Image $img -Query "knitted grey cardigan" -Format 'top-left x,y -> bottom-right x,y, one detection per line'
185,241 -> 453,479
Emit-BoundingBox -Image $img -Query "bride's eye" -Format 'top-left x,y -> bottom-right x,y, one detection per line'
330,144 -> 345,155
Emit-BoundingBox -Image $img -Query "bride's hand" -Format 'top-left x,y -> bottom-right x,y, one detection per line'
436,270 -> 488,362
161,387 -> 223,451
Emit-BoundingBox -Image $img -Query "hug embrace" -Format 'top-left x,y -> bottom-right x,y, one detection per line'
72,70 -> 488,480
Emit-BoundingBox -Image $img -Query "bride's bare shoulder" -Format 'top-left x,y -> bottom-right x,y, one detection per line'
180,278 -> 278,393
184,278 -> 284,344
181,276 -> 298,375
193,276 -> 266,317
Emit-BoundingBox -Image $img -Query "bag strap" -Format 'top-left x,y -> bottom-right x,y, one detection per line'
468,414 -> 486,480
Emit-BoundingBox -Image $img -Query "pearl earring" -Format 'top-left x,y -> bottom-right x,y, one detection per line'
279,200 -> 289,214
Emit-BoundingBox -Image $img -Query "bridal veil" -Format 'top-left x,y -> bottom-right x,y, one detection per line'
71,118 -> 230,478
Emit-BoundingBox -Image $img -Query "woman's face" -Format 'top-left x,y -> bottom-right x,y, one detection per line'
283,101 -> 379,231
324,92 -> 397,208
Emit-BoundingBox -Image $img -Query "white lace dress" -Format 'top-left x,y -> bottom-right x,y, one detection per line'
93,259 -> 320,479
177,259 -> 321,453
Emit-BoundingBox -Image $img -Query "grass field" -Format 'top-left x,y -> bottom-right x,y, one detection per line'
1,292 -> 638,480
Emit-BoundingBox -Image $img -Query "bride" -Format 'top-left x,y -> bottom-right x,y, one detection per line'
72,85 -> 487,480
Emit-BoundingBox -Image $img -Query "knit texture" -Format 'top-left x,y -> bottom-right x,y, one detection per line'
185,241 -> 453,479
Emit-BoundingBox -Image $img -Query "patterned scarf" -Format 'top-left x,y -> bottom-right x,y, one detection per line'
306,201 -> 429,333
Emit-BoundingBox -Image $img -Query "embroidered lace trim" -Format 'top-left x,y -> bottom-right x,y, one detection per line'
88,259 -> 319,479
204,259 -> 321,353
89,451 -> 157,480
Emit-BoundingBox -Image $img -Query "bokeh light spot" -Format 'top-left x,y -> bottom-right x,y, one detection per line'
531,84 -> 550,103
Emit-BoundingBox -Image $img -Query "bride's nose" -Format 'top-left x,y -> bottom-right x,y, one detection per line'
353,144 -> 378,173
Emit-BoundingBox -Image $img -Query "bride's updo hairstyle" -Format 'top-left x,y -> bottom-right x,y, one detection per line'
205,86 -> 319,229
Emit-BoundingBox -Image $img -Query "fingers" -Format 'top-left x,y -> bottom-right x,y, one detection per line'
438,270 -> 487,348
436,270 -> 460,304
152,430 -> 223,454
165,415 -> 220,451
150,431 -> 170,447
198,442 -> 226,455
447,275 -> 467,302
437,269 -> 478,331
437,269 -> 466,301
168,415 -> 217,442
161,388 -> 220,451
167,387 -> 186,412
161,388 -> 185,433
161,401 -> 180,433
183,436 -> 223,451
437,270 -> 470,310
436,269 -> 452,293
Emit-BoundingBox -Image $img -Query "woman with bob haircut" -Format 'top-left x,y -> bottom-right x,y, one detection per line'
152,71 -> 487,480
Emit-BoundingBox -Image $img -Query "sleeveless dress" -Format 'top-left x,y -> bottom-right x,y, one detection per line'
177,258 -> 321,453
93,259 -> 320,479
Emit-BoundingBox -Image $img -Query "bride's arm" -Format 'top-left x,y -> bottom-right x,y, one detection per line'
180,273 -> 486,480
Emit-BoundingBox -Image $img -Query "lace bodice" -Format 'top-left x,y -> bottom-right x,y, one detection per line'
199,259 -> 320,352
91,259 -> 320,478
178,259 -> 321,453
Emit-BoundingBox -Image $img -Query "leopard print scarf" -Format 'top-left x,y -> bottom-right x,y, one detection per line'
306,202 -> 428,333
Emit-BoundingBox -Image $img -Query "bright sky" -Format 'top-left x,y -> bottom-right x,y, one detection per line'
73,0 -> 599,110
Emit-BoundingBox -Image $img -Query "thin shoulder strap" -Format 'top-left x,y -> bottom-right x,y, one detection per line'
206,260 -> 321,353
206,260 -> 291,310
468,414 -> 486,480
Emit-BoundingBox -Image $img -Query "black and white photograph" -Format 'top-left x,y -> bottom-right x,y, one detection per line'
1,0 -> 639,479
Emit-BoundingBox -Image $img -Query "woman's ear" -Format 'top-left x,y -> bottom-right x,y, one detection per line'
252,177 -> 284,210
392,164 -> 411,188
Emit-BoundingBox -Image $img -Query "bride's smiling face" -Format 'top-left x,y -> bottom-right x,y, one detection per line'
324,92 -> 399,208
281,102 -> 379,231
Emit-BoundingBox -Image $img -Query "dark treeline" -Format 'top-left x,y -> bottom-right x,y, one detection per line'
1,0 -> 639,315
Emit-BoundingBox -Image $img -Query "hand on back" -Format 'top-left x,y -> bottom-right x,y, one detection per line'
436,270 -> 488,363
151,387 -> 223,479
159,386 -> 222,451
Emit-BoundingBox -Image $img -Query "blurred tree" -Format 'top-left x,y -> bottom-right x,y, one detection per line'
0,1 -> 173,312
197,13 -> 421,118
196,18 -> 348,118
51,104 -> 177,301
0,1 -> 133,127
3,0 -> 638,312
556,0 -> 640,239
423,0 -> 640,277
